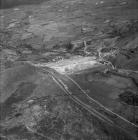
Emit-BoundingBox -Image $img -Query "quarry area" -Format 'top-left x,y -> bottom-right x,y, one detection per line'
0,0 -> 138,140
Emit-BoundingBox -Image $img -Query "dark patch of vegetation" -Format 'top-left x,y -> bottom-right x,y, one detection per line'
0,29 -> 12,47
119,91 -> 138,106
0,82 -> 36,120
104,20 -> 138,38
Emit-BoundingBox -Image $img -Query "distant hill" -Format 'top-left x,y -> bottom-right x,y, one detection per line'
0,0 -> 47,9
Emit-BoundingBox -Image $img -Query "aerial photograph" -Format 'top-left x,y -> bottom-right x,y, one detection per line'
0,0 -> 138,140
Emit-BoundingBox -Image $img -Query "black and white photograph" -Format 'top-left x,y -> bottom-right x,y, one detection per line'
0,0 -> 138,140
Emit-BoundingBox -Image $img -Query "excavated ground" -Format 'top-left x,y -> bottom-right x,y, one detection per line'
0,0 -> 138,140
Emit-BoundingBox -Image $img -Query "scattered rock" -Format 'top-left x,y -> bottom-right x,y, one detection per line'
27,99 -> 34,104
0,16 -> 4,18
22,50 -> 32,54
13,8 -> 20,11
100,1 -> 104,4
120,2 -> 127,5
104,19 -> 110,23
81,26 -> 96,33
7,21 -> 19,29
